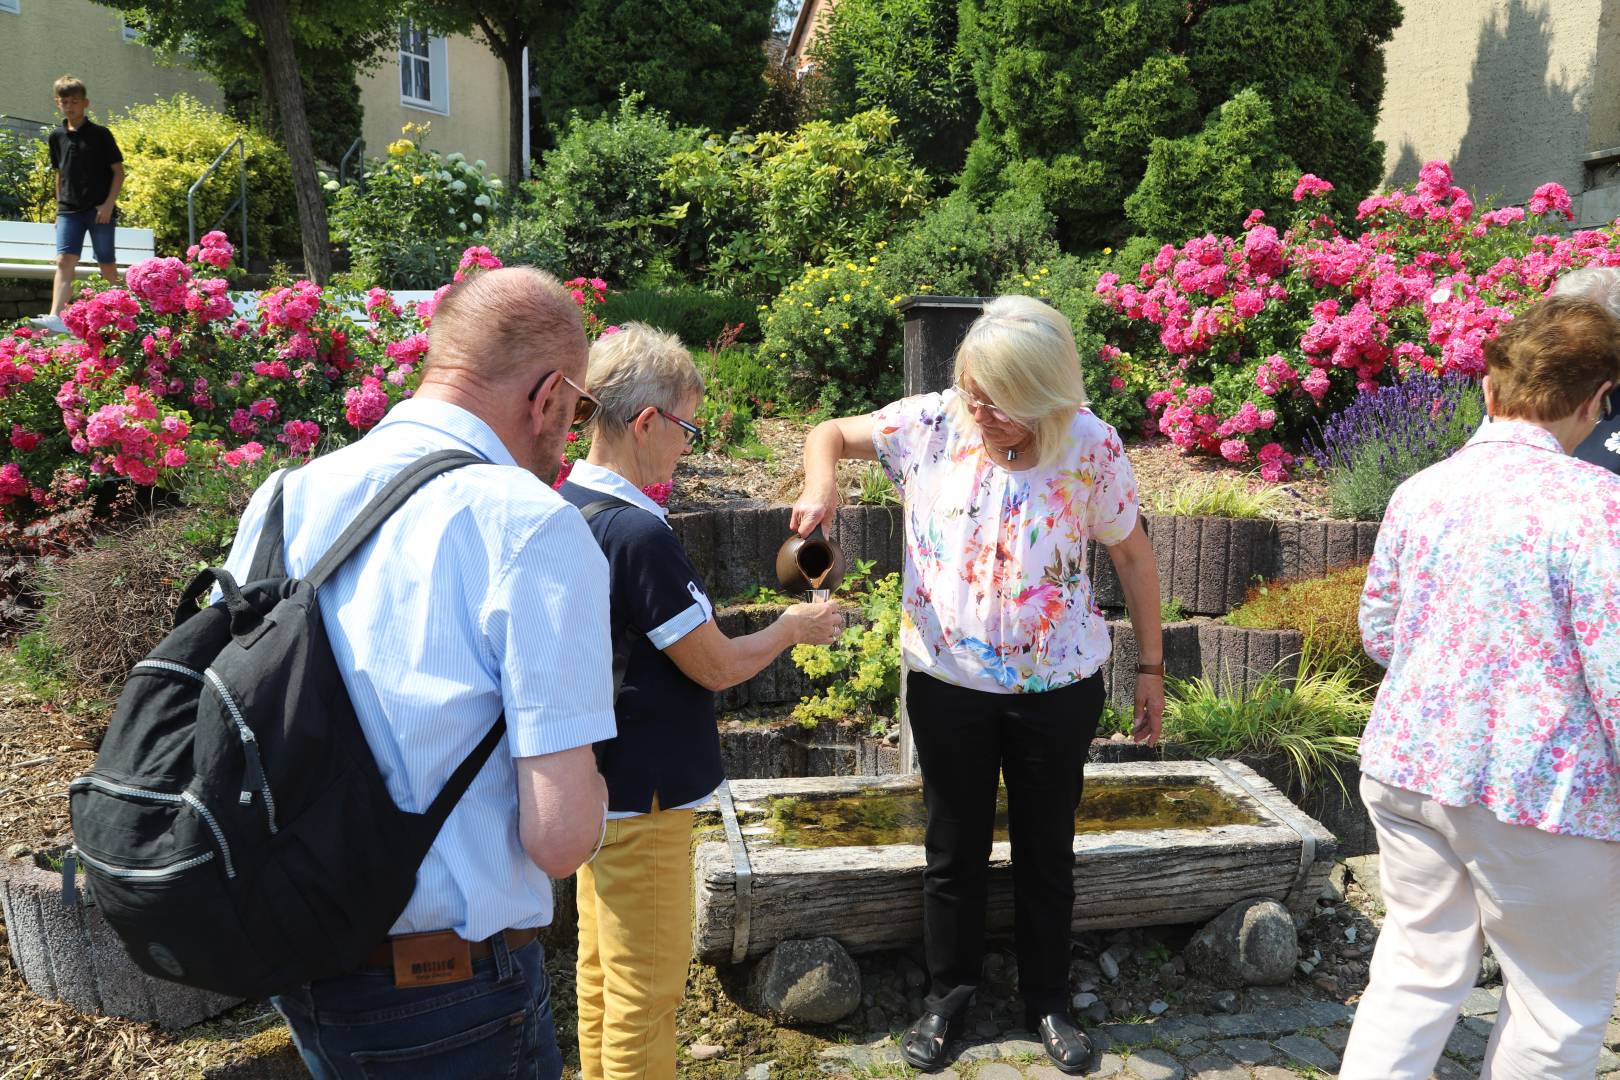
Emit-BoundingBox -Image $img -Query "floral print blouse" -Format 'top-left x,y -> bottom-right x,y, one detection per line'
1360,420 -> 1620,842
871,390 -> 1139,694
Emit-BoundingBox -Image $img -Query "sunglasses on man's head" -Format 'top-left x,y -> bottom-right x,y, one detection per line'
527,369 -> 601,428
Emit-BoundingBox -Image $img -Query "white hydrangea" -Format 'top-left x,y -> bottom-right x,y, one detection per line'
451,179 -> 468,193
474,159 -> 486,171
472,212 -> 483,225
474,194 -> 491,208
489,178 -> 503,188
438,170 -> 453,183
323,180 -> 339,192
447,151 -> 465,164
458,221 -> 468,231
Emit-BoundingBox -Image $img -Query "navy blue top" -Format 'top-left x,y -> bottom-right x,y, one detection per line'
559,476 -> 723,814
1572,387 -> 1620,474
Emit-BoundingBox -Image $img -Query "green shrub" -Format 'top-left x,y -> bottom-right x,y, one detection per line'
1149,474 -> 1288,519
527,95 -> 703,286
693,341 -> 783,450
600,288 -> 761,347
111,95 -> 298,258
1163,653 -> 1371,794
810,0 -> 977,176
0,128 -> 51,221
663,109 -> 933,299
1225,563 -> 1372,677
760,256 -> 903,413
878,191 -> 1061,297
791,571 -> 902,732
1123,89 -> 1298,243
481,212 -> 569,278
329,127 -> 501,287
957,0 -> 1401,246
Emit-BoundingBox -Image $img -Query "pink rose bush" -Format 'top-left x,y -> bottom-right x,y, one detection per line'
1094,161 -> 1612,477
0,239 -> 534,523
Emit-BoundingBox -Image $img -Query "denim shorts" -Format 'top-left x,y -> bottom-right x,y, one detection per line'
55,208 -> 117,263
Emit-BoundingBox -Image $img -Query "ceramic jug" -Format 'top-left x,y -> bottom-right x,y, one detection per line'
775,527 -> 846,593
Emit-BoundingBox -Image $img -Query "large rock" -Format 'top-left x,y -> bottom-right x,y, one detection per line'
750,937 -> 862,1024
1184,898 -> 1299,987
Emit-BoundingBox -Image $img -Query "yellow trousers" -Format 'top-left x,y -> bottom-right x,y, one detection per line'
575,805 -> 695,1080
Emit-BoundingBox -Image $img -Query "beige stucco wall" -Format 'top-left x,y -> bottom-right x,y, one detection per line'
1374,0 -> 1620,211
357,34 -> 511,180
0,0 -> 221,134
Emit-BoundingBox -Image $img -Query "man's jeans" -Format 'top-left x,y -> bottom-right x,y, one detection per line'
272,935 -> 563,1079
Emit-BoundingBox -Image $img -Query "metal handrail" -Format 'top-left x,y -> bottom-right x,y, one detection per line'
338,136 -> 365,189
187,135 -> 247,266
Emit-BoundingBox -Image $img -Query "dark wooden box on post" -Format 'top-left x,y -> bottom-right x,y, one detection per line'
898,295 -> 992,396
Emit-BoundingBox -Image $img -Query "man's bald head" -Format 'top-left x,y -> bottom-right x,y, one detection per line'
422,267 -> 587,387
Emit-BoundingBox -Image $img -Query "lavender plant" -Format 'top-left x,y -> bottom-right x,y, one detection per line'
1306,372 -> 1485,520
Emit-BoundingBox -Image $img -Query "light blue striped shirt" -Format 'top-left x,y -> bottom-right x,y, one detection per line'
222,397 -> 616,939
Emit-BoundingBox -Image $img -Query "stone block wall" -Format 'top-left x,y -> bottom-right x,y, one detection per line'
0,279 -> 52,322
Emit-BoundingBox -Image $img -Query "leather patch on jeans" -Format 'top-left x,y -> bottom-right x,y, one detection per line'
390,932 -> 473,989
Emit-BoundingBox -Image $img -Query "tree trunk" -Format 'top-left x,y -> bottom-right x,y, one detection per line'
248,0 -> 331,283
500,45 -> 527,191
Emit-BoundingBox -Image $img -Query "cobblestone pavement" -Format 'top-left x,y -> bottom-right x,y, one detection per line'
814,985 -> 1620,1078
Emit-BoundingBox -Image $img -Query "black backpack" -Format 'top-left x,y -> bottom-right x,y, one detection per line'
66,450 -> 507,999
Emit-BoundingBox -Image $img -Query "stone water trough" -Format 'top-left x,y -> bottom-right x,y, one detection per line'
692,760 -> 1335,965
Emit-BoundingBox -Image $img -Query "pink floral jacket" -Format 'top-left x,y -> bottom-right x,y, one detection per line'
1360,420 -> 1620,841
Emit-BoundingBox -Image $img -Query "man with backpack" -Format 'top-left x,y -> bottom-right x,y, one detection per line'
214,267 -> 615,1077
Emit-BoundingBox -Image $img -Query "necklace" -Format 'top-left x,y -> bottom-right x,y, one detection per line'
1005,447 -> 1019,462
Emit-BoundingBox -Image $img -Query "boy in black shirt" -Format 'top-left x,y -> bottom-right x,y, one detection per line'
48,76 -> 124,317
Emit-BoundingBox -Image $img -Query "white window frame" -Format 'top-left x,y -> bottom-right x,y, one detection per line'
399,22 -> 450,115
121,16 -> 143,43
0,1 -> 21,15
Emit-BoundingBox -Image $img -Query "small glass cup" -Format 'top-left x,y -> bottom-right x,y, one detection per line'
808,588 -> 832,604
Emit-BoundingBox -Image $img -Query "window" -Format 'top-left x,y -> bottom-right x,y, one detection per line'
121,15 -> 144,43
399,22 -> 449,114
0,1 -> 20,14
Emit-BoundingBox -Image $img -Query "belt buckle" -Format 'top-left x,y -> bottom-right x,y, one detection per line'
390,930 -> 474,989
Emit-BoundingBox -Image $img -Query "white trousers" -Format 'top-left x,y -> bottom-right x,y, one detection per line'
1340,775 -> 1620,1080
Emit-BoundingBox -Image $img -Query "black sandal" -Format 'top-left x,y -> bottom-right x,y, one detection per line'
899,1010 -> 955,1071
1031,1011 -> 1094,1075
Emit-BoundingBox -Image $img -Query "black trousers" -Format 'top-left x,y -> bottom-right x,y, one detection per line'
907,669 -> 1103,1021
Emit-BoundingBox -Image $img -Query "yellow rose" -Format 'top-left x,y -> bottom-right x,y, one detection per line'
388,138 -> 415,157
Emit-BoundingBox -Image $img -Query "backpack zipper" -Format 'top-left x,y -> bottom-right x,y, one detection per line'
74,845 -> 216,879
69,775 -> 236,879
132,659 -> 205,682
202,668 -> 278,835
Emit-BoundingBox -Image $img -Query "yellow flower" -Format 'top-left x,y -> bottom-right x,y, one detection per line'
779,352 -> 788,358
876,241 -> 887,248
842,294 -> 852,302
388,138 -> 415,157
823,327 -> 832,335
868,256 -> 878,264
411,174 -> 424,185
1103,247 -> 1113,255
841,322 -> 850,329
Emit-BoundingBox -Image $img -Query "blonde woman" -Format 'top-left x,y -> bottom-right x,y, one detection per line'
791,296 -> 1164,1073
558,323 -> 840,1080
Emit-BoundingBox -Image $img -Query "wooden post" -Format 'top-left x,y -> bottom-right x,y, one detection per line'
898,295 -> 991,396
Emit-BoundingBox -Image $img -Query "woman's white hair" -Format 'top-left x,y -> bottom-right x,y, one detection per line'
586,322 -> 705,438
1550,266 -> 1620,320
951,295 -> 1090,468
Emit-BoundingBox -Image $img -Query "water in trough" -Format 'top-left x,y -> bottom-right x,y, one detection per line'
758,778 -> 1260,849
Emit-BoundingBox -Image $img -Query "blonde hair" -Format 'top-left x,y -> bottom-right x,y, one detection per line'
586,322 -> 705,438
951,295 -> 1089,468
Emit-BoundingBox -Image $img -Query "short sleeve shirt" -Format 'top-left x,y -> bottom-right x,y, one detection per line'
872,390 -> 1138,693
49,120 -> 123,213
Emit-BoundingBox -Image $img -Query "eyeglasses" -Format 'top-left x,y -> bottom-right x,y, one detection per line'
527,369 -> 601,428
954,383 -> 1015,425
633,408 -> 702,447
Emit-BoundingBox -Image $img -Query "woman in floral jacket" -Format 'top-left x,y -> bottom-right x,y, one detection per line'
792,295 -> 1164,1074
1341,295 -> 1620,1080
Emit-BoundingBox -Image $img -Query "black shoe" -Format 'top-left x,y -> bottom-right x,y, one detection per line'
899,1010 -> 955,1072
1031,1011 -> 1093,1075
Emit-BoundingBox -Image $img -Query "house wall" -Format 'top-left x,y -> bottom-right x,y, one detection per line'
0,0 -> 221,138
357,33 -> 512,181
1373,0 -> 1620,221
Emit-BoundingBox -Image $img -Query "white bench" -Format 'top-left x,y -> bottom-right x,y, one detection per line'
0,219 -> 157,280
228,290 -> 438,326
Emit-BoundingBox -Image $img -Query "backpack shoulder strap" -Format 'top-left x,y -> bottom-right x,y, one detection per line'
580,496 -> 636,523
246,469 -> 291,581
305,449 -> 485,590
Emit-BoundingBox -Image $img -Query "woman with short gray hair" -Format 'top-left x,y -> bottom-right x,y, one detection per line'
1553,266 -> 1620,472
557,322 -> 841,1080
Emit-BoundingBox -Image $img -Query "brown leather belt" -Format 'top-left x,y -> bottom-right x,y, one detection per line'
363,927 -> 539,971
